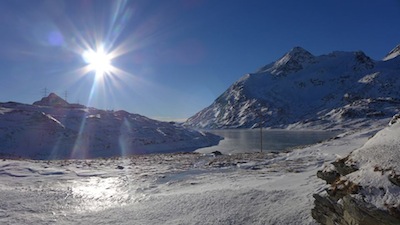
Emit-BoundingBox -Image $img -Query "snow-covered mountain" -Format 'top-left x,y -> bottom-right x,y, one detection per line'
185,45 -> 400,129
0,93 -> 221,159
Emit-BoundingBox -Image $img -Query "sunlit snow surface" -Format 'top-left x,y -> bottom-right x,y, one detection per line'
0,124 -> 383,225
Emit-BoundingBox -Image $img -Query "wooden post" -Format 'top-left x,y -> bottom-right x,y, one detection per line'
260,124 -> 263,153
259,106 -> 263,153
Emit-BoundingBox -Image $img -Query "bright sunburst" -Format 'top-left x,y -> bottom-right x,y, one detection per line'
82,46 -> 113,78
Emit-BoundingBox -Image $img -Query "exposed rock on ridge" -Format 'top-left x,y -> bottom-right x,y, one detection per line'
258,46 -> 316,76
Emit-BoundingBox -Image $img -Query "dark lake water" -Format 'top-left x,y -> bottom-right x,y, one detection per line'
196,129 -> 339,154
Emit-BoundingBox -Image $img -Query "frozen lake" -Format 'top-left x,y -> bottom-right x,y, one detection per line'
197,129 -> 339,154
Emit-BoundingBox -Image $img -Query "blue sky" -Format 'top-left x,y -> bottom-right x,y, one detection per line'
0,0 -> 399,121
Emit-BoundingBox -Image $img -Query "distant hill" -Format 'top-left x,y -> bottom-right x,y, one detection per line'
185,45 -> 400,129
0,94 -> 221,159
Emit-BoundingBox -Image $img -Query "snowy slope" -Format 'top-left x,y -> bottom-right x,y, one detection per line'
185,45 -> 400,129
313,115 -> 400,224
383,44 -> 400,61
0,94 -> 221,159
346,116 -> 400,211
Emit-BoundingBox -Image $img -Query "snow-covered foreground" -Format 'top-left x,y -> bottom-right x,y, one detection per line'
0,126 -> 383,224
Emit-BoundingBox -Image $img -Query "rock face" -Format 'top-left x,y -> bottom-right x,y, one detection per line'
312,115 -> 400,224
312,194 -> 400,225
0,94 -> 221,159
185,45 -> 400,129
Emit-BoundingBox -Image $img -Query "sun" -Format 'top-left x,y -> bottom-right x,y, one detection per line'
82,46 -> 113,78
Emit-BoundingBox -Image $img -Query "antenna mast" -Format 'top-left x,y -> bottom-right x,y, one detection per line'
42,87 -> 48,97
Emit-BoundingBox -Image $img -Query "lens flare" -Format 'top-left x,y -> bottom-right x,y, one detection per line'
82,46 -> 113,78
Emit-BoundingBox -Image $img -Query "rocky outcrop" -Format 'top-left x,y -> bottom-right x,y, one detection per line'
312,119 -> 400,224
312,194 -> 400,225
312,158 -> 400,224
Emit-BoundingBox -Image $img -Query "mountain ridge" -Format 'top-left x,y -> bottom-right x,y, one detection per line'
257,46 -> 316,76
185,45 -> 400,129
0,95 -> 221,159
383,44 -> 400,61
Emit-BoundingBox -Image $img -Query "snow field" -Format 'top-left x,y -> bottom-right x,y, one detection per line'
0,125 -> 379,224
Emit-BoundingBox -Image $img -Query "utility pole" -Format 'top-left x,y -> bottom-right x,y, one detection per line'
258,105 -> 264,153
260,122 -> 263,153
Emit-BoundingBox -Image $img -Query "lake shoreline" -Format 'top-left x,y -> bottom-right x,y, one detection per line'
196,128 -> 341,154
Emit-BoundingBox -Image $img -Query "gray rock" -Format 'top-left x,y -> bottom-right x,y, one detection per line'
331,157 -> 358,176
211,151 -> 223,156
313,157 -> 400,225
317,170 -> 340,184
388,172 -> 400,187
313,193 -> 400,225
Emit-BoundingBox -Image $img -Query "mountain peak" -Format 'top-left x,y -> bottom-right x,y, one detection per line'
258,46 -> 315,76
287,46 -> 312,55
383,44 -> 400,61
282,46 -> 315,63
33,93 -> 70,107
